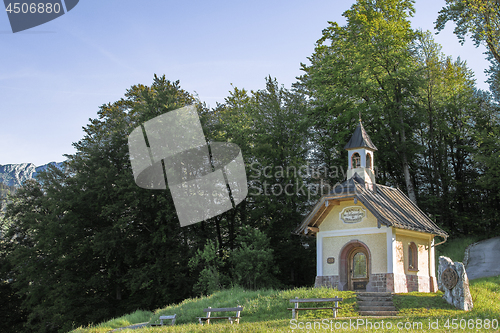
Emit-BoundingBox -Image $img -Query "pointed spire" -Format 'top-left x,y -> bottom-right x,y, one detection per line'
344,121 -> 377,151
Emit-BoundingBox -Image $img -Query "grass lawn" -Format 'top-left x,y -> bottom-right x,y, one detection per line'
71,275 -> 500,333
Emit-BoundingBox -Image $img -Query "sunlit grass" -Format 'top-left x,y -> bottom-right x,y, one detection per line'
71,275 -> 500,333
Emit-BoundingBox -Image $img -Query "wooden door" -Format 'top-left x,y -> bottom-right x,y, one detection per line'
348,247 -> 369,290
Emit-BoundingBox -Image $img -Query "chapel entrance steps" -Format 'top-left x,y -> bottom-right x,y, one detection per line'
356,292 -> 398,316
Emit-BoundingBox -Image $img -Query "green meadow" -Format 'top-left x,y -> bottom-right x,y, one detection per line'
71,274 -> 500,333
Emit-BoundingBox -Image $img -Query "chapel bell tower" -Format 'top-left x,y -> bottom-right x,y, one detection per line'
344,120 -> 377,185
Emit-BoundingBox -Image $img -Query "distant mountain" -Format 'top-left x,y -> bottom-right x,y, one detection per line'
0,162 -> 64,187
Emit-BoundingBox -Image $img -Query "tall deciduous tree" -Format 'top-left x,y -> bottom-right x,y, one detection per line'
300,0 -> 421,203
436,0 -> 500,100
414,30 -> 499,236
436,0 -> 500,64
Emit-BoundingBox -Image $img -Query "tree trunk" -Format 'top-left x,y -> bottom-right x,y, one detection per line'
397,84 -> 417,205
402,150 -> 417,204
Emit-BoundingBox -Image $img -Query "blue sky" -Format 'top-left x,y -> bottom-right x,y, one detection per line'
0,0 -> 491,166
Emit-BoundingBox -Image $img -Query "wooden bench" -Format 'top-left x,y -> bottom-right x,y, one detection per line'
197,306 -> 243,325
288,297 -> 343,319
149,314 -> 176,326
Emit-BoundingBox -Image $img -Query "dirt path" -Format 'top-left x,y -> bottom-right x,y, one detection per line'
465,236 -> 500,280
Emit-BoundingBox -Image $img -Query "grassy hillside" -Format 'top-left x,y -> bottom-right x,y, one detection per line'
72,287 -> 357,332
71,275 -> 500,333
435,236 -> 482,262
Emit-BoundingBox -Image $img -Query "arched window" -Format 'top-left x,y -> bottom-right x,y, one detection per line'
408,242 -> 418,271
366,153 -> 372,169
352,251 -> 367,278
351,153 -> 361,169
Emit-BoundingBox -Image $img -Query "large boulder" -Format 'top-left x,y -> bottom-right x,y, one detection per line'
438,256 -> 473,311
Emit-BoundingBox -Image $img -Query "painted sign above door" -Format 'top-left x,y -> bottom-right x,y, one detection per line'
340,206 -> 366,223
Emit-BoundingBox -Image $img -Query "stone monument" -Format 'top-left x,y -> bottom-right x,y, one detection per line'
438,256 -> 473,311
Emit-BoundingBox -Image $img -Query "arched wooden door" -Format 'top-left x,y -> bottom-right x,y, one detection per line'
348,247 -> 369,290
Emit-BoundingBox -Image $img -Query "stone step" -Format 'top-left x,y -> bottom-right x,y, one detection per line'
356,292 -> 397,316
358,300 -> 394,306
356,292 -> 392,297
358,310 -> 399,316
357,296 -> 392,302
358,305 -> 397,311
358,300 -> 394,304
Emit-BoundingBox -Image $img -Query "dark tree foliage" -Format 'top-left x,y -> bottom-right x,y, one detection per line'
230,225 -> 280,290
1,76 -> 204,332
0,184 -> 26,333
247,78 -> 316,286
201,77 -> 317,287
473,90 -> 500,236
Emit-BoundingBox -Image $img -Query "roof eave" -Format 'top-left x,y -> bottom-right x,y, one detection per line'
294,193 -> 357,236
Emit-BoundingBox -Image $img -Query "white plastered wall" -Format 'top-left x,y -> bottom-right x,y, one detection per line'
317,200 -> 388,276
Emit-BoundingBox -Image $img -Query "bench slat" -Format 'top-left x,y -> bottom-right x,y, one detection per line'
289,297 -> 342,320
287,307 -> 341,311
199,316 -> 235,319
202,306 -> 243,312
150,314 -> 176,326
289,298 -> 343,303
159,315 -> 176,320
199,306 -> 243,325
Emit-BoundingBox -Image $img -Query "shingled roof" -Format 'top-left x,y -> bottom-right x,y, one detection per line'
344,121 -> 378,151
294,174 -> 448,238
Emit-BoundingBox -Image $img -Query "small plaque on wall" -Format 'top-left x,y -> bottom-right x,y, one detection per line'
340,206 -> 366,223
327,257 -> 335,264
